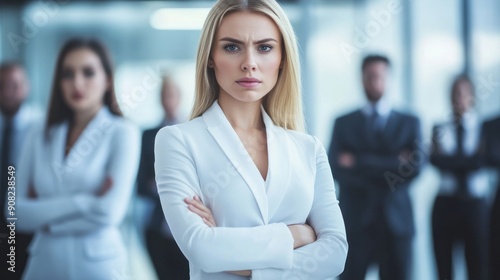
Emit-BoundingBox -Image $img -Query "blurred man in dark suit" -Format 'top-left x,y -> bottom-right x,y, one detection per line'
137,76 -> 189,280
0,62 -> 39,279
484,114 -> 500,280
328,55 -> 422,280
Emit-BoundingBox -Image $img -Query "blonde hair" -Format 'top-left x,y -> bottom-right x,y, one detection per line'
190,0 -> 304,131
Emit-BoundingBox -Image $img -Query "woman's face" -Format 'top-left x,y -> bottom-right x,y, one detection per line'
210,11 -> 283,103
452,79 -> 474,116
61,48 -> 109,113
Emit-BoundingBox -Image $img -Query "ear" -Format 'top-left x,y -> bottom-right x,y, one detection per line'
208,58 -> 214,68
279,59 -> 284,69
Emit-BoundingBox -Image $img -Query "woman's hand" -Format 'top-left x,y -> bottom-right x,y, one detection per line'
95,176 -> 113,197
184,195 -> 216,227
184,196 -> 251,277
288,224 -> 317,249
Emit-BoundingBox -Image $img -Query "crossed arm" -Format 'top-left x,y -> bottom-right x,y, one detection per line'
15,124 -> 140,234
184,195 -> 317,277
155,127 -> 348,278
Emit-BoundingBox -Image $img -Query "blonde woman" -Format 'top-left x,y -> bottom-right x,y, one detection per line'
154,0 -> 347,279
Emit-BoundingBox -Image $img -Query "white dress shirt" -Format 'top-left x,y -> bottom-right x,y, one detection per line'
0,104 -> 42,166
14,107 -> 140,280
361,97 -> 393,130
154,101 -> 348,280
434,112 -> 489,198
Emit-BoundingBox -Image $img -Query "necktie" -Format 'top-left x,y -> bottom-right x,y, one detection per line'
455,122 -> 469,198
1,118 -> 13,221
367,109 -> 384,148
369,110 -> 381,132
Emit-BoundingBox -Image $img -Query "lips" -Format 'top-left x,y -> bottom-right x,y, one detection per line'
71,92 -> 84,101
236,77 -> 261,88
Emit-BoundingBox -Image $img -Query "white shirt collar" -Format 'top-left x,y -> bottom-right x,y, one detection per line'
457,110 -> 478,130
362,96 -> 392,118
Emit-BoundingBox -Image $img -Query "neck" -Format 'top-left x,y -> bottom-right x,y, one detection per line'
218,93 -> 264,130
72,105 -> 102,128
0,104 -> 21,119
165,112 -> 176,122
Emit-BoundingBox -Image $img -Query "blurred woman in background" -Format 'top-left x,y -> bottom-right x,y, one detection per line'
430,75 -> 489,280
16,38 -> 140,280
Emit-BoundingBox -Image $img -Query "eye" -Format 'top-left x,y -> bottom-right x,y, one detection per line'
223,44 -> 240,52
61,68 -> 74,80
82,67 -> 95,78
258,45 -> 273,52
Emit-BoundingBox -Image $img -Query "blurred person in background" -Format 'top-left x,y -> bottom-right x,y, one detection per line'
328,55 -> 422,280
430,75 -> 489,280
483,102 -> 500,280
0,62 -> 39,279
15,38 -> 140,279
137,76 -> 189,280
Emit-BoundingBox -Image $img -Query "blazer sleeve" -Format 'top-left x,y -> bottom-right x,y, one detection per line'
355,116 -> 424,185
47,122 -> 141,234
137,130 -> 157,199
328,118 -> 358,187
154,126 -> 295,273
14,129 -> 96,233
483,120 -> 500,167
328,118 -> 380,188
251,137 -> 348,279
430,125 -> 484,171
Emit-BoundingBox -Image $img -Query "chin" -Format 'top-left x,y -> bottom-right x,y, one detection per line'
232,90 -> 268,103
68,101 -> 91,112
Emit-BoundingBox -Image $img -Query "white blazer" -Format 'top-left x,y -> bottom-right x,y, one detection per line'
13,107 -> 140,280
154,101 -> 347,280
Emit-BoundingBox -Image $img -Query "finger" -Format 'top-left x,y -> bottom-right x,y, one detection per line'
202,217 -> 215,228
187,198 -> 213,214
185,198 -> 216,225
104,176 -> 113,188
187,204 -> 212,220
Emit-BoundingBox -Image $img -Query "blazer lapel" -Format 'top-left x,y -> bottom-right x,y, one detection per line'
50,121 -> 68,187
203,101 -> 269,223
262,108 -> 291,221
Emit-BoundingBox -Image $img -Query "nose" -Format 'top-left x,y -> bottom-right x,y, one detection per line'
73,72 -> 85,90
241,51 -> 257,72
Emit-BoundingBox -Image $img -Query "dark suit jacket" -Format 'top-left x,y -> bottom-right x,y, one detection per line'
328,109 -> 422,236
137,126 -> 166,233
483,116 -> 500,171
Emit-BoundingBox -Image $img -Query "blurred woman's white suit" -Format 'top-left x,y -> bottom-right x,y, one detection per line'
13,107 -> 140,280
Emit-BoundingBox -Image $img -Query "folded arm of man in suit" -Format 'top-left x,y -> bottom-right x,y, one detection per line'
329,117 -> 422,189
430,125 -> 485,172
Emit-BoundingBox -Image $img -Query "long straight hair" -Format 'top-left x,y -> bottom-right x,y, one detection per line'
190,0 -> 304,131
45,38 -> 121,137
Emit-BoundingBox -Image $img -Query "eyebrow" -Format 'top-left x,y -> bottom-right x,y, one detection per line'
219,37 -> 278,44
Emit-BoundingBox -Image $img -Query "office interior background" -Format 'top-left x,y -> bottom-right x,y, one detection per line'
1,0 -> 499,279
